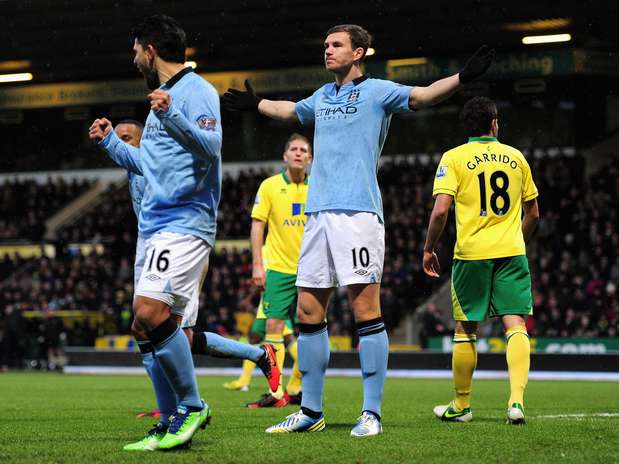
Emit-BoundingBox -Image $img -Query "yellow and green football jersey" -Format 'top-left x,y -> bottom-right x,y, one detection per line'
251,171 -> 309,274
432,137 -> 538,260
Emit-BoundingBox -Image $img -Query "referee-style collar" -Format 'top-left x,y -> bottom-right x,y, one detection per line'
334,74 -> 368,93
468,136 -> 498,143
281,170 -> 309,185
163,66 -> 193,89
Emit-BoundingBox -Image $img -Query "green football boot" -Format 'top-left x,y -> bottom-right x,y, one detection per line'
122,423 -> 168,451
433,401 -> 473,422
507,403 -> 526,425
157,403 -> 211,450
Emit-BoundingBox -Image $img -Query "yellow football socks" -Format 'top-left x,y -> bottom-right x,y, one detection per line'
286,340 -> 302,395
238,359 -> 255,386
265,333 -> 285,399
452,332 -> 477,410
505,325 -> 530,407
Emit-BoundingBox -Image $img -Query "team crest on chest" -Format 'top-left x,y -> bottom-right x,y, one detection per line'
347,89 -> 360,103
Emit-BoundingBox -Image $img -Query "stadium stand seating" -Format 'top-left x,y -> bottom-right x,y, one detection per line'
0,177 -> 94,241
1,153 -> 617,366
528,156 -> 618,338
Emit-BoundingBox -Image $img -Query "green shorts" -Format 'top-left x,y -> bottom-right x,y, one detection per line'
263,270 -> 298,322
250,293 -> 295,338
451,255 -> 533,322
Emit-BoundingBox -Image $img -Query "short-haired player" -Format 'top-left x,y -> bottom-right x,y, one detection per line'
423,96 -> 540,425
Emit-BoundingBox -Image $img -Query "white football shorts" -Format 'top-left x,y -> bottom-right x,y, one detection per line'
133,233 -> 147,290
296,211 -> 385,288
135,231 -> 209,328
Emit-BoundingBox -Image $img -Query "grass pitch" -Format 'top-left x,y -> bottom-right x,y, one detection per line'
1,373 -> 618,463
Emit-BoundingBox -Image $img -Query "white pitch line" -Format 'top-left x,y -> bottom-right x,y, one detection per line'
63,366 -> 619,381
534,413 -> 619,419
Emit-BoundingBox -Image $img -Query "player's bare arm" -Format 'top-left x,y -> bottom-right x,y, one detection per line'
250,219 -> 267,290
409,45 -> 495,110
409,75 -> 461,110
258,99 -> 298,122
88,118 -> 113,142
422,193 -> 454,278
521,198 -> 540,243
222,80 -> 298,123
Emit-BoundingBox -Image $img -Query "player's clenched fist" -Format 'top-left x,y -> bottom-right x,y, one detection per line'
88,118 -> 112,142
148,89 -> 171,112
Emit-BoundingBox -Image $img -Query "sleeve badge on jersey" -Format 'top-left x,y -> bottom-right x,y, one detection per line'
196,115 -> 217,130
254,195 -> 260,205
436,166 -> 448,179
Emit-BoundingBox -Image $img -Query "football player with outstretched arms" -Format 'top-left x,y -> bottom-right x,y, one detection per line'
223,24 -> 494,436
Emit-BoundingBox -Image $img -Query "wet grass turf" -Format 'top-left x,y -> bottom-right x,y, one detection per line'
1,373 -> 618,463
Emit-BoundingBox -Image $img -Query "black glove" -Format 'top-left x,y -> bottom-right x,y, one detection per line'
222,79 -> 262,111
459,45 -> 495,84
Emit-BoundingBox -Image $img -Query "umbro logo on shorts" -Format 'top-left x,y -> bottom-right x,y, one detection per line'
355,269 -> 368,276
145,274 -> 161,281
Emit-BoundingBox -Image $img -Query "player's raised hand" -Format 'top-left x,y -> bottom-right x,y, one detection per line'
148,89 -> 171,112
88,118 -> 112,142
251,264 -> 266,291
222,80 -> 262,111
423,250 -> 441,278
459,45 -> 495,84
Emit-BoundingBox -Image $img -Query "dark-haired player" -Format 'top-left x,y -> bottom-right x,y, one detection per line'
90,14 -> 221,450
223,24 -> 494,436
423,96 -> 539,425
90,15 -> 283,450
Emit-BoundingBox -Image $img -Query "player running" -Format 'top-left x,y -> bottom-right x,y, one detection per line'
243,133 -> 311,408
90,14 -> 218,449
98,120 -> 282,439
88,14 -> 272,451
223,24 -> 494,436
423,96 -> 539,425
89,16 -> 281,450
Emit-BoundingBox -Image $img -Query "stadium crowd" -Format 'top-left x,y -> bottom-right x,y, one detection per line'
528,156 -> 618,338
0,177 -> 93,242
0,154 -> 617,367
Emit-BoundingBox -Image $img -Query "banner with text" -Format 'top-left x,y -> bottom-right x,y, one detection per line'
429,336 -> 619,354
1,49 -> 611,110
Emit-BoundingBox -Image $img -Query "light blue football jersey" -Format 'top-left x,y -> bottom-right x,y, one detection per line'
101,68 -> 222,245
127,171 -> 145,218
295,76 -> 412,221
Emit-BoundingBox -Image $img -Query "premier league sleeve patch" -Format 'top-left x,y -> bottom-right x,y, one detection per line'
196,115 -> 217,130
436,166 -> 448,178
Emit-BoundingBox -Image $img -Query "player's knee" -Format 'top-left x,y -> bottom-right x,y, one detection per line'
455,321 -> 478,336
351,301 -> 380,322
131,319 -> 147,340
296,305 -> 315,323
502,315 -> 526,332
266,318 -> 284,334
133,297 -> 168,329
